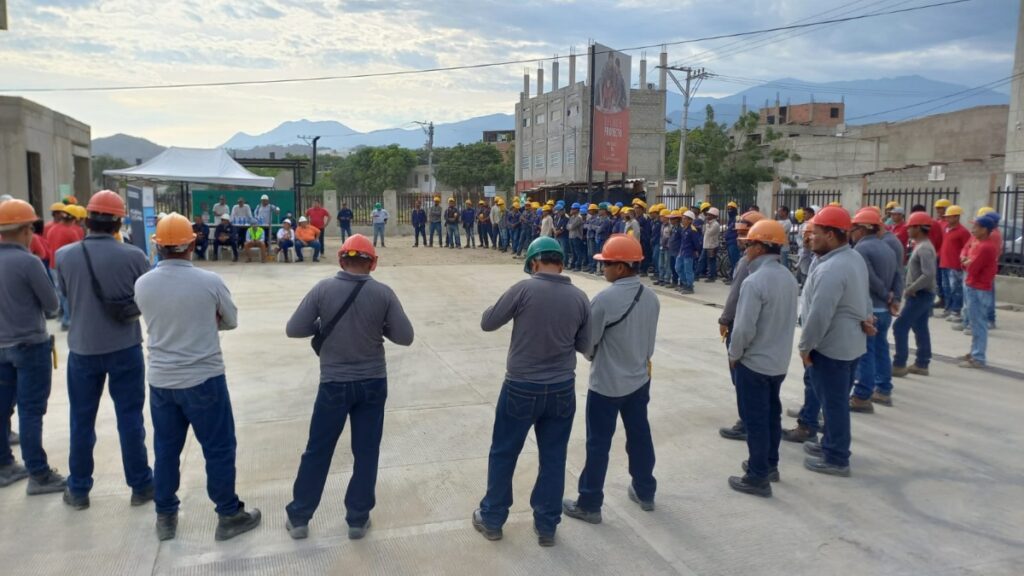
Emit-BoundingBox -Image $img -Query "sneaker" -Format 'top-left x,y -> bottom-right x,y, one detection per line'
803,441 -> 823,458
719,420 -> 746,441
285,519 -> 309,540
908,365 -> 929,376
533,526 -> 556,547
959,353 -> 973,361
728,475 -> 772,497
681,288 -> 694,295
215,506 -> 262,541
562,499 -> 602,524
0,462 -> 29,487
944,313 -> 959,322
849,396 -> 875,413
472,509 -> 502,541
26,468 -> 66,495
951,323 -> 964,331
803,456 -> 850,477
958,358 -> 985,369
936,310 -> 951,319
964,328 -> 973,336
628,484 -> 655,512
8,430 -> 18,445
782,424 -> 817,444
741,460 -> 780,482
131,484 -> 155,506
62,488 -> 90,510
348,518 -> 371,540
870,392 -> 893,407
156,512 -> 178,541
892,365 -> 909,378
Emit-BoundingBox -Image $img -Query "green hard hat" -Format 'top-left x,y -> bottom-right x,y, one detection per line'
374,202 -> 382,209
523,236 -> 564,274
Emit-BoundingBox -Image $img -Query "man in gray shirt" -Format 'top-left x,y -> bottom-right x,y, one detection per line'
892,212 -> 938,381
563,235 -> 659,525
0,199 -> 65,494
284,234 -> 413,541
56,191 -> 153,510
428,196 -> 444,247
474,236 -> 590,548
135,213 -> 260,542
726,220 -> 798,497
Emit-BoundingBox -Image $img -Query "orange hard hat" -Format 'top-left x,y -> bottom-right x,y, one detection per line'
339,233 -> 378,271
86,190 -> 126,218
592,234 -> 644,263
810,205 -> 852,231
0,198 -> 39,230
745,220 -> 788,246
153,213 -> 196,246
906,212 -> 933,228
852,207 -> 884,227
736,210 -> 765,232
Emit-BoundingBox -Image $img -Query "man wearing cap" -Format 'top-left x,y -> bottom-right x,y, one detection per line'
888,207 -> 908,252
337,202 -> 354,242
305,200 -> 331,237
275,219 -> 296,263
230,198 -> 254,254
491,198 -> 504,250
699,207 -> 722,283
540,204 -> 554,238
0,199 -> 66,494
663,210 -> 681,286
461,200 -> 477,249
444,198 -> 461,249
254,194 -> 280,248
192,215 -> 210,261
371,202 -> 389,248
473,237 -> 590,547
563,234 -> 659,523
411,200 -> 427,247
477,200 -> 491,249
959,213 -> 1000,369
676,210 -> 702,294
428,196 -> 444,248
284,234 -> 414,541
56,190 -> 154,509
45,204 -> 83,330
892,212 -> 937,378
295,217 -> 323,263
584,203 -> 599,272
938,205 -> 971,323
506,201 -> 522,255
567,203 -> 584,271
553,203 -> 570,260
135,213 -> 261,542
212,214 -> 238,262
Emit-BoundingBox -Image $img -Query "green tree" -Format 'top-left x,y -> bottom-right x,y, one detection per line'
435,142 -> 508,193
330,145 -> 417,194
91,154 -> 129,177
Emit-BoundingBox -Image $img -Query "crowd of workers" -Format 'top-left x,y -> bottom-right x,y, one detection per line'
0,187 -> 1006,547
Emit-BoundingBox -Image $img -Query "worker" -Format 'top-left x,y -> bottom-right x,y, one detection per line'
593,204 -> 613,275
241,223 -> 268,263
700,207 -> 722,283
564,234 -> 659,523
192,215 -> 210,260
134,213 -> 261,542
514,203 -> 533,257
609,205 -> 624,234
648,205 -> 663,281
540,204 -> 554,237
717,210 -> 766,441
938,205 -> 971,324
411,200 -> 427,247
888,207 -> 908,253
782,222 -> 825,444
337,201 -> 354,242
477,200 -> 491,249
444,197 -> 461,249
55,190 -> 153,510
884,200 -> 899,225
722,201 -> 740,281
924,200 -> 949,307
553,203 -> 570,261
212,214 -> 237,262
726,220 -> 798,497
0,199 -> 65,494
676,210 -> 702,294
957,207 -> 1001,335
370,202 -> 389,248
775,206 -> 793,270
284,234 -> 414,540
428,196 -> 444,247
275,219 -> 296,262
567,203 -> 584,271
305,199 -> 331,236
795,207 -> 818,284
253,194 -> 280,247
892,212 -> 937,379
506,201 -> 522,255
491,198 -> 505,250
212,196 -> 230,222
46,204 -> 83,331
44,202 -> 67,237
959,213 -> 1000,369
800,206 -> 873,477
294,216 -> 323,263
584,203 -> 598,272
622,207 -> 641,239
473,237 -> 590,547
662,210 -> 682,287
460,200 -> 477,248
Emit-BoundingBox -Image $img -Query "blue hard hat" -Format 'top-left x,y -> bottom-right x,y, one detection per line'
615,202 -> 624,208
536,208 -> 543,215
570,202 -> 580,210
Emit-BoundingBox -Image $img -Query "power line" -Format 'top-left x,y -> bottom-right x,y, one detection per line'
0,0 -> 974,94
845,71 -> 1022,121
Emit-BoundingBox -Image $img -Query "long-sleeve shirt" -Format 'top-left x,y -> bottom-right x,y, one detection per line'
939,224 -> 971,270
411,208 -> 427,227
964,238 -> 998,291
253,203 -> 279,226
0,243 -> 58,347
594,216 -> 612,243
729,255 -> 798,376
567,214 -> 583,239
507,210 -> 521,229
230,204 -> 253,226
586,276 -> 659,397
799,245 -> 872,361
854,235 -> 900,309
904,239 -> 937,296
719,255 -> 751,327
214,223 -> 234,242
677,224 -> 703,258
553,214 -> 569,237
286,271 -> 414,382
445,206 -> 460,224
625,219 -> 641,239
481,272 -> 591,385
723,212 -> 739,243
491,205 -> 504,229
428,205 -> 444,223
880,230 -> 905,303
540,215 -> 554,237
461,207 -> 476,227
703,220 -> 722,250
338,208 -> 354,225
135,259 -> 238,389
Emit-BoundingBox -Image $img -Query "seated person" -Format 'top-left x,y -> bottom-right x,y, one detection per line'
276,219 -> 296,262
193,214 -> 210,260
243,223 -> 268,263
212,214 -> 238,262
294,216 -> 322,262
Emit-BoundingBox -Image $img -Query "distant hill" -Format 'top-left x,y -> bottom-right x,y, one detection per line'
221,119 -> 359,150
92,133 -> 166,164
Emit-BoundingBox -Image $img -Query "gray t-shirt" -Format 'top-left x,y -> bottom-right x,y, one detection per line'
0,243 -> 58,347
428,205 -> 443,223
799,245 -> 872,361
586,276 -> 659,397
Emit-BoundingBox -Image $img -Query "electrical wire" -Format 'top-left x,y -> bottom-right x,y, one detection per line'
846,71 -> 1022,121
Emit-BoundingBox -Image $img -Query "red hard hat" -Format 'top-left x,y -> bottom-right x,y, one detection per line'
339,233 -> 378,271
86,190 -> 126,217
906,212 -> 933,228
852,207 -> 884,227
810,205 -> 852,231
593,234 -> 644,263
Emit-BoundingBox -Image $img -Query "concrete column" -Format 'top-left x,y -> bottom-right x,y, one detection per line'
659,51 -> 667,91
523,73 -> 530,100
552,61 -> 560,91
568,53 -> 576,85
756,181 -> 774,213
537,67 -> 544,96
639,58 -> 647,89
384,189 -> 398,236
839,179 -> 865,211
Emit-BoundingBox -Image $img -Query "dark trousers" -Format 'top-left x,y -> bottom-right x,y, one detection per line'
413,224 -> 427,246
67,345 -> 152,496
479,380 -> 575,535
287,378 -> 387,527
0,340 -> 53,474
797,364 -> 821,433
854,310 -> 892,399
727,240 -> 741,278
809,351 -> 856,468
233,226 -> 249,250
150,375 -> 240,516
428,222 -> 443,246
195,238 -> 209,260
478,223 -> 491,248
725,330 -> 743,425
464,225 -> 476,247
893,291 -> 932,369
213,238 -> 238,260
557,236 -> 570,265
735,363 -> 783,482
576,383 -> 656,512
571,238 -> 587,270
509,228 -> 521,254
490,223 -> 499,247
295,240 -> 322,261
699,248 -> 718,280
340,223 -> 352,241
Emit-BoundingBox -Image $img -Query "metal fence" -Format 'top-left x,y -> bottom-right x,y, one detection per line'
154,185 -> 187,215
397,192 -> 497,224
655,194 -> 695,211
862,187 -> 958,213
992,187 -> 1024,277
336,193 -> 384,225
773,189 -> 842,213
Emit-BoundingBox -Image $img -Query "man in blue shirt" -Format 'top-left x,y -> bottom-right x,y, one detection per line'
411,200 -> 427,247
461,201 -> 477,249
337,202 -> 354,241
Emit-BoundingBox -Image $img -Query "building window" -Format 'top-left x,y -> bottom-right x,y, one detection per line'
423,174 -> 430,182
830,107 -> 840,119
551,110 -> 559,122
536,114 -> 545,125
522,116 -> 530,127
766,115 -> 775,124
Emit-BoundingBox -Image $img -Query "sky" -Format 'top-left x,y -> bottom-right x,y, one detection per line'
0,0 -> 1016,147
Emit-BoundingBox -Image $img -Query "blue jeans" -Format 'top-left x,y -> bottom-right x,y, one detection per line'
651,245 -> 661,278
429,222 -> 443,246
936,269 -> 948,304
67,345 -> 152,496
479,380 -> 575,535
150,375 -> 240,516
446,223 -> 461,247
557,236 -> 569,263
943,269 -> 963,314
576,383 -> 656,512
727,240 -> 741,278
586,237 -> 596,270
659,248 -> 673,283
0,340 -> 53,474
893,291 -> 932,369
464,225 -> 476,247
675,255 -> 694,289
854,310 -> 892,399
809,351 -> 856,467
479,223 -> 491,248
571,238 -> 586,270
413,224 -> 426,246
295,239 -> 322,261
373,222 -> 386,246
966,287 -> 993,365
340,223 -> 352,241
797,364 -> 820,433
287,378 -> 387,527
735,363 -> 783,481
277,239 -> 294,260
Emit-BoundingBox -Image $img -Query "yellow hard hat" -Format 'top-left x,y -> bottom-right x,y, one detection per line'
648,205 -> 659,214
621,206 -> 633,214
976,206 -> 994,217
433,196 -> 441,202
68,205 -> 87,219
50,202 -> 68,213
945,205 -> 963,217
700,202 -> 711,211
829,201 -> 842,207
546,199 -> 555,206
727,201 -> 738,209
632,198 -> 648,209
447,197 -> 455,203
512,201 -> 521,208
934,198 -> 952,209
669,209 -> 682,219
885,201 -> 900,210
496,198 -> 505,205
531,201 -> 540,209
610,205 -> 621,216
794,208 -> 805,223
659,208 -> 671,217
588,203 -> 599,211
542,205 -> 551,212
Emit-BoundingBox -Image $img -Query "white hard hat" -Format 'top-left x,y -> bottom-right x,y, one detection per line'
683,210 -> 696,219
298,216 -> 308,223
261,194 -> 270,200
157,212 -> 167,219
0,194 -> 13,203
708,207 -> 720,217
220,214 -> 230,221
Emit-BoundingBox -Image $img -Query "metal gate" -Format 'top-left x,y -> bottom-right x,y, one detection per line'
773,189 -> 842,213
336,193 -> 383,225
861,187 -> 958,213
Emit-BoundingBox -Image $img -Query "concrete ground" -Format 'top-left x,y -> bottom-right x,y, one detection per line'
2,239 -> 1023,576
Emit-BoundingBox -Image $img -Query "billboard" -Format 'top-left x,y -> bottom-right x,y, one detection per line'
591,43 -> 630,173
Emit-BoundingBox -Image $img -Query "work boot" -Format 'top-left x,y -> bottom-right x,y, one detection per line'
782,424 -> 817,444
215,506 -> 262,541
964,328 -> 973,336
62,488 -> 90,510
908,365 -> 929,376
742,461 -> 780,482
803,441 -> 823,458
803,456 -> 850,477
870,392 -> 893,407
156,513 -> 178,541
628,484 -> 655,512
892,365 -> 910,378
26,468 -> 66,495
719,420 -> 746,441
286,519 -> 309,540
472,509 -> 502,541
944,313 -> 960,322
933,299 -> 945,309
728,475 -> 772,497
131,484 -> 155,506
849,396 -> 875,413
8,430 -> 18,445
562,499 -> 602,524
533,526 -> 556,547
936,309 -> 950,319
348,518 -> 371,540
958,358 -> 984,369
951,323 -> 964,331
0,462 -> 29,487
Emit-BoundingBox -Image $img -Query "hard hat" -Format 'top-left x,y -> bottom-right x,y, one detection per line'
339,233 -> 378,271
546,199 -> 555,206
512,202 -> 521,208
727,201 -> 738,209
810,205 -> 852,231
260,194 -> 270,200
153,213 -> 196,247
975,212 -> 1000,230
648,205 -> 659,214
433,196 -> 441,202
907,212 -> 933,228
465,199 -> 472,205
478,200 -> 487,205
736,210 -> 765,233
700,202 -> 711,211
745,220 -> 788,246
593,234 -> 643,263
890,207 -> 905,215
535,208 -> 543,215
976,206 -> 994,217
50,202 -> 68,213
707,207 -> 720,217
633,199 -> 648,209
447,197 -> 455,203
542,205 -> 552,212
68,205 -> 88,220
683,210 -> 696,220
598,202 -> 610,210
669,210 -> 682,219
614,202 -> 624,208
0,198 -> 39,230
934,198 -> 952,209
299,216 -> 309,223
944,205 -> 963,217
794,208 -> 805,223
588,203 -> 599,211
610,205 -> 621,216
570,202 -> 581,210
523,236 -> 564,274
620,206 -> 633,214
659,209 -> 671,217
531,202 -> 540,209
86,190 -> 126,218
828,201 -> 843,207
220,214 -> 230,221
0,194 -> 12,204
885,201 -> 900,210
852,207 -> 884,227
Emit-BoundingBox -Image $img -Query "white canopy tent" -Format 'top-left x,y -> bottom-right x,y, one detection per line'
103,147 -> 275,188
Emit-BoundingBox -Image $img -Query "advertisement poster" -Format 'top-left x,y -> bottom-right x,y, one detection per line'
591,43 -> 631,173
125,185 -> 147,253
142,186 -> 156,256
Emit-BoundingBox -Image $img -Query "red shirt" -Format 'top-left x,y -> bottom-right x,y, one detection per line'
305,207 -> 330,229
889,222 -> 909,254
928,217 -> 944,254
965,237 -> 998,291
45,223 -> 83,269
30,233 -> 49,263
939,224 -> 971,270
